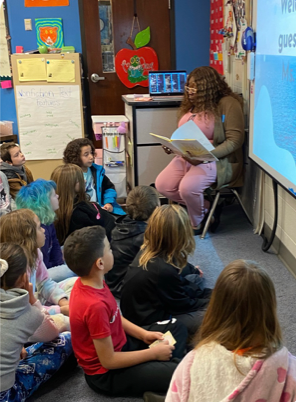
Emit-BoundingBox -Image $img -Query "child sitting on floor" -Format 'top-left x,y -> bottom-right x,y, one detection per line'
51,164 -> 115,245
0,209 -> 72,318
0,243 -> 72,402
64,225 -> 188,399
0,142 -> 33,201
15,179 -> 76,282
105,185 -> 160,298
165,259 -> 296,402
121,204 -> 212,335
63,137 -> 125,215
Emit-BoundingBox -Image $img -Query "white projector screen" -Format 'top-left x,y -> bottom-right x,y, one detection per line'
249,0 -> 296,198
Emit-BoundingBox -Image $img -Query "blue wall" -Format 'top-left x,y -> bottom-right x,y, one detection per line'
0,0 -> 81,135
175,0 -> 210,72
0,0 -> 210,135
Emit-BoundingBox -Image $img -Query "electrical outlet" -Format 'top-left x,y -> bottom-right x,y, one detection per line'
24,19 -> 32,31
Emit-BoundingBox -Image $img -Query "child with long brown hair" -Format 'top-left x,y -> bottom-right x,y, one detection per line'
165,260 -> 296,402
121,204 -> 211,335
50,164 -> 115,245
0,209 -> 71,317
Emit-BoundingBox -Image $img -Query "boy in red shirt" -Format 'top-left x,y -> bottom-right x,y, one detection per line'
64,226 -> 187,398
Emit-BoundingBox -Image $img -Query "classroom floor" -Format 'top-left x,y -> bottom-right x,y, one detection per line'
28,203 -> 296,402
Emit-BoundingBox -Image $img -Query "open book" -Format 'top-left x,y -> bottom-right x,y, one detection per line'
150,120 -> 218,162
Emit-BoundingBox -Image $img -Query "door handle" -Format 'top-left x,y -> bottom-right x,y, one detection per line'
90,73 -> 106,83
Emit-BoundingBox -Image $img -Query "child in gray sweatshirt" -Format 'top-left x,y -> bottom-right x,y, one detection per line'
0,243 -> 73,402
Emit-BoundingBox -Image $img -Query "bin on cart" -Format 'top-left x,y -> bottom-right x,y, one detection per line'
91,115 -> 129,199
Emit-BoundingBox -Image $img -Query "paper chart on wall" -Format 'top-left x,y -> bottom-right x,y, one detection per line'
47,59 -> 75,82
0,3 -> 11,79
16,85 -> 82,160
17,59 -> 47,81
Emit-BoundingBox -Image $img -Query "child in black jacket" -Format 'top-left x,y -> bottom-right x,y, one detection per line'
105,186 -> 159,298
121,204 -> 212,335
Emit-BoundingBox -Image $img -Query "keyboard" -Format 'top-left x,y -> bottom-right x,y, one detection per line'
151,96 -> 184,101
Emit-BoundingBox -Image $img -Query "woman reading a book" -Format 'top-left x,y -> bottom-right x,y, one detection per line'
155,66 -> 244,235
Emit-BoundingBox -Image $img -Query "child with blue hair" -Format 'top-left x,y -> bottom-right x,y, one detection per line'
15,179 -> 76,282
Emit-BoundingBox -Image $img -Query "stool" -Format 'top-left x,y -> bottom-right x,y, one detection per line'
200,186 -> 252,239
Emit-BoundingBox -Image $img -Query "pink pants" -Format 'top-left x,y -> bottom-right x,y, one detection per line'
155,156 -> 217,227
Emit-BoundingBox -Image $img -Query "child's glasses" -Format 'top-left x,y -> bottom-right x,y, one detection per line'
184,86 -> 197,94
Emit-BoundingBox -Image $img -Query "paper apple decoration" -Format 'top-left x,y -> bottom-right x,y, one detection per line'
115,26 -> 159,88
115,47 -> 158,88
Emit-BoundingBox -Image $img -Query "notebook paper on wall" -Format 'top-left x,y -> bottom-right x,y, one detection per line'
150,120 -> 218,162
148,70 -> 187,100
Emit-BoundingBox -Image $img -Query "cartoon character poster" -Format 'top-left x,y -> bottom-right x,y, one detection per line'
35,18 -> 64,49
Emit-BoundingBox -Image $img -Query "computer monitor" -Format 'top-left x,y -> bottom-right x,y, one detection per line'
148,70 -> 187,97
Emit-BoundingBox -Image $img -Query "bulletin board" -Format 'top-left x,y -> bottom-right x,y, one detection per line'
209,0 -> 224,74
11,53 -> 84,162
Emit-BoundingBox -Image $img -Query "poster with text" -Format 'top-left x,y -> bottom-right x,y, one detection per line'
16,85 -> 82,160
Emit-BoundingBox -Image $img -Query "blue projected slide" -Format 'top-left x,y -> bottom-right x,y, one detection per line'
251,0 -> 296,195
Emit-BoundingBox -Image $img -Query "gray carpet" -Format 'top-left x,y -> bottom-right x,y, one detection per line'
28,203 -> 296,402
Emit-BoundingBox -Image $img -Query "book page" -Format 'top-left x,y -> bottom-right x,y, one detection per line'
173,140 -> 217,161
171,120 -> 215,152
150,133 -> 183,155
150,133 -> 172,142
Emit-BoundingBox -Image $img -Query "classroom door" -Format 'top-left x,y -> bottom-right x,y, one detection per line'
80,0 -> 174,136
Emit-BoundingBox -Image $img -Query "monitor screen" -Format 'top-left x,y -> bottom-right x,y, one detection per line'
149,71 -> 187,96
249,0 -> 296,197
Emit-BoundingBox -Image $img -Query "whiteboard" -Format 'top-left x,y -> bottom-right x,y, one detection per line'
16,85 -> 83,160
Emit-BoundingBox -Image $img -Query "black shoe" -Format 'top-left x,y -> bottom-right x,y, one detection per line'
193,226 -> 203,236
143,392 -> 166,402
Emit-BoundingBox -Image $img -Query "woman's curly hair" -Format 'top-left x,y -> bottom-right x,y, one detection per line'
179,66 -> 243,119
63,138 -> 95,167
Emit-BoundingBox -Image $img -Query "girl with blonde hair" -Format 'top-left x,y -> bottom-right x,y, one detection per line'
50,164 -> 115,245
166,260 -> 296,402
0,209 -> 71,317
156,66 -> 245,234
121,204 -> 211,335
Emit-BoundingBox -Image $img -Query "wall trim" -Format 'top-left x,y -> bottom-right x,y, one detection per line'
264,223 -> 296,279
